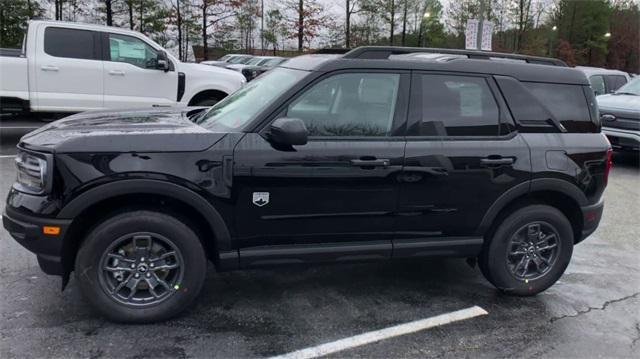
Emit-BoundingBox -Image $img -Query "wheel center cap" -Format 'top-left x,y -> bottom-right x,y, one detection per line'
137,263 -> 148,273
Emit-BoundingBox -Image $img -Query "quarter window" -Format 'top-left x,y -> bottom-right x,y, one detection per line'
287,73 -> 400,137
605,75 -> 628,93
108,33 -> 158,69
44,27 -> 97,60
410,74 -> 500,136
524,82 -> 593,132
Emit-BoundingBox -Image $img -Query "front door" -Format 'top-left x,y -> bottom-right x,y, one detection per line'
103,32 -> 177,108
395,72 -> 531,255
232,71 -> 409,255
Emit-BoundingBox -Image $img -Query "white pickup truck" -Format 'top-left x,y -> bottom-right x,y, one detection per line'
0,20 -> 245,116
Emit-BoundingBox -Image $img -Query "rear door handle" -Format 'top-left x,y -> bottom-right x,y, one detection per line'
350,159 -> 390,168
480,157 -> 514,166
108,70 -> 125,76
41,65 -> 59,72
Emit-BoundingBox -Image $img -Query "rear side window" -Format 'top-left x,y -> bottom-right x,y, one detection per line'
44,27 -> 98,60
524,82 -> 594,132
605,75 -> 627,93
408,74 -> 500,136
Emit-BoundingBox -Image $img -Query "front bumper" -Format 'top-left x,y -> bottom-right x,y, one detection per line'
602,127 -> 640,151
578,197 -> 604,243
2,206 -> 71,275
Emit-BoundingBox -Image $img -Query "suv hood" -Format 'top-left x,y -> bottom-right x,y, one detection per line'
597,94 -> 640,111
20,107 -> 227,153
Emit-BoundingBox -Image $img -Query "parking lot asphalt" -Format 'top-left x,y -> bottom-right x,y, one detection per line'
0,119 -> 639,358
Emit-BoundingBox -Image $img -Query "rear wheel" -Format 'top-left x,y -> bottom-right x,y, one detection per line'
75,210 -> 207,323
479,205 -> 574,296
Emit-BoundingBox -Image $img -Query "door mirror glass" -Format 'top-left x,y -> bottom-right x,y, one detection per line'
269,118 -> 308,146
157,51 -> 169,71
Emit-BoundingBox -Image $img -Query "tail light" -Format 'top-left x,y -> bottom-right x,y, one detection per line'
604,148 -> 613,186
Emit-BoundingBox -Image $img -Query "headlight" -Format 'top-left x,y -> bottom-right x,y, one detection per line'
14,150 -> 50,194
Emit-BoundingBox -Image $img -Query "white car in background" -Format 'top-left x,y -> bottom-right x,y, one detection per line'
576,66 -> 631,96
597,77 -> 640,152
0,20 -> 246,115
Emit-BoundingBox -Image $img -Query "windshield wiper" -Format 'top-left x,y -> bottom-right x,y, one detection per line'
613,91 -> 638,96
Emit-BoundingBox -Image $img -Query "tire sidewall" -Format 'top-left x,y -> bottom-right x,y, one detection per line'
486,205 -> 574,296
75,211 -> 207,323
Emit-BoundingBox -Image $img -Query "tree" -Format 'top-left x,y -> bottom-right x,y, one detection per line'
263,8 -> 284,54
198,0 -> 239,60
284,0 -> 326,51
0,0 -> 44,48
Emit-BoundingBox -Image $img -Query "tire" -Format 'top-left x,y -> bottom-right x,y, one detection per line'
192,96 -> 222,107
75,210 -> 207,323
479,205 -> 574,296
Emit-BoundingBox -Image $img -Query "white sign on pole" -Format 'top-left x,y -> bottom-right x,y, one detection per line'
481,21 -> 494,51
465,19 -> 479,50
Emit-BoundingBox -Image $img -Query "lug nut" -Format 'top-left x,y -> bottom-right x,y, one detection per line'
150,263 -> 154,268
130,264 -> 135,269
134,273 -> 140,278
141,257 -> 145,262
146,273 -> 151,278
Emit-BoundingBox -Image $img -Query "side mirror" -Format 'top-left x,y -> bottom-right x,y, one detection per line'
268,118 -> 308,146
157,51 -> 170,72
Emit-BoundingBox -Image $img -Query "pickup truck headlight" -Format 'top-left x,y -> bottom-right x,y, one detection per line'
14,150 -> 50,194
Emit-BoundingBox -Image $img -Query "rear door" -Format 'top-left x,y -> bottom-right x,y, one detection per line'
232,71 -> 409,258
34,26 -> 103,111
394,72 -> 531,256
103,32 -> 178,108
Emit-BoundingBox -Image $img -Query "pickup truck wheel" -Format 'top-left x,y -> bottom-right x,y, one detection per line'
75,210 -> 206,323
479,205 -> 573,296
192,95 -> 223,107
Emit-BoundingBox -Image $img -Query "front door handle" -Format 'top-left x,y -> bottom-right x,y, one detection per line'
108,70 -> 125,76
350,158 -> 390,168
41,65 -> 59,72
480,157 -> 514,167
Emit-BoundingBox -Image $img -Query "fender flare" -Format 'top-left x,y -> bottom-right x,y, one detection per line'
476,178 -> 587,235
58,179 -> 233,256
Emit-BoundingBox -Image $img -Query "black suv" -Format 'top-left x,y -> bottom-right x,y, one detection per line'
3,47 -> 611,323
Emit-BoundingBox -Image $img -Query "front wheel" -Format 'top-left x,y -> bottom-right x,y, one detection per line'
479,205 -> 574,296
75,210 -> 207,323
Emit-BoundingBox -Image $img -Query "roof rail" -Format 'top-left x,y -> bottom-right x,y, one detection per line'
343,46 -> 568,67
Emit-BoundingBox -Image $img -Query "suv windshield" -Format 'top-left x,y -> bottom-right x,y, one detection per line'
197,68 -> 307,132
614,77 -> 640,96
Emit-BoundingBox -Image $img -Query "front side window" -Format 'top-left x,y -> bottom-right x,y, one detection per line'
410,74 -> 500,136
197,68 -> 308,132
287,73 -> 400,137
589,75 -> 606,96
44,27 -> 97,60
108,33 -> 158,69
606,75 -> 628,93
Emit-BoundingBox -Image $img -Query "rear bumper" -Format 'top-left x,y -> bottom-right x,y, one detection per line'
602,127 -> 640,151
578,197 -> 604,243
2,206 -> 70,275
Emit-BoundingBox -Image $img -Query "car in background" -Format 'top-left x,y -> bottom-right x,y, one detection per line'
201,54 -> 254,68
597,77 -> 640,152
576,66 -> 631,96
0,21 -> 245,116
226,56 -> 283,71
240,57 -> 288,82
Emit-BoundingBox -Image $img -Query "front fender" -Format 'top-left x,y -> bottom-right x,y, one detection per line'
58,179 -> 236,265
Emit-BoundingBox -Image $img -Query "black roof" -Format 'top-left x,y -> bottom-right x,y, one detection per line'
282,46 -> 589,85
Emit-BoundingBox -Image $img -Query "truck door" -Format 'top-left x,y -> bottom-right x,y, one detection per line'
103,32 -> 178,109
232,71 -> 409,265
34,26 -> 103,111
394,72 -> 531,257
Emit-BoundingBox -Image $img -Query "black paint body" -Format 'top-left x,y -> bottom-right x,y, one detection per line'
3,51 -> 610,278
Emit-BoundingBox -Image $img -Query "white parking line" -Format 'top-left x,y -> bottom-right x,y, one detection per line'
270,305 -> 488,359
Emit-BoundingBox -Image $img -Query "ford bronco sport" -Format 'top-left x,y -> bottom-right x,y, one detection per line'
3,46 -> 611,323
